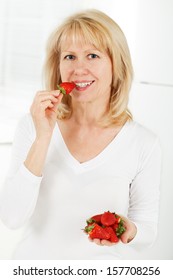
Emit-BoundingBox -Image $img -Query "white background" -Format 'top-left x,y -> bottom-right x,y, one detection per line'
0,0 -> 173,260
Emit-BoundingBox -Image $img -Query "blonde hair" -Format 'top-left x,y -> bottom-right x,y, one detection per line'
44,9 -> 133,126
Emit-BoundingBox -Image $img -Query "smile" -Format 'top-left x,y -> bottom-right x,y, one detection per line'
75,81 -> 94,88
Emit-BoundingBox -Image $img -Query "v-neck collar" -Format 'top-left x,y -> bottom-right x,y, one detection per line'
52,120 -> 131,173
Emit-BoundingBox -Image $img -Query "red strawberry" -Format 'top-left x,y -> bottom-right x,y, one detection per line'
104,227 -> 119,243
111,223 -> 119,231
84,224 -> 93,233
114,214 -> 121,224
57,82 -> 76,95
87,223 -> 110,240
101,211 -> 116,226
84,211 -> 126,243
87,214 -> 102,225
91,214 -> 102,223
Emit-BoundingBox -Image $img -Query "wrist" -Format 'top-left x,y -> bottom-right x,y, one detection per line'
35,134 -> 52,144
24,136 -> 51,177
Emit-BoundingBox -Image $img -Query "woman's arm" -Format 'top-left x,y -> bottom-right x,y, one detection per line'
0,114 -> 42,229
90,136 -> 162,248
0,91 -> 62,229
25,90 -> 63,176
127,137 -> 162,249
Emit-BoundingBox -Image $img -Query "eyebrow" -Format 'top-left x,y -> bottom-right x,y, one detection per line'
61,49 -> 101,54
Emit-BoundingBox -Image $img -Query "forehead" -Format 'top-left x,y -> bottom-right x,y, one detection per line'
58,23 -> 108,53
60,39 -> 97,53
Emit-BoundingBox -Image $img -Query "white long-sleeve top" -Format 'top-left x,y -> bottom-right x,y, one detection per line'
0,114 -> 162,259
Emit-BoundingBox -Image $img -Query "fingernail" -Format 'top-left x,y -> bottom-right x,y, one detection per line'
54,91 -> 60,96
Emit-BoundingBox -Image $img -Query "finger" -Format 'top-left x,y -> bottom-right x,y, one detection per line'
54,93 -> 63,105
51,90 -> 61,96
36,94 -> 60,104
39,100 -> 54,111
36,90 -> 60,97
31,100 -> 52,114
100,240 -> 116,246
93,239 -> 103,246
88,237 -> 93,242
120,231 -> 131,244
34,90 -> 60,102
51,93 -> 63,110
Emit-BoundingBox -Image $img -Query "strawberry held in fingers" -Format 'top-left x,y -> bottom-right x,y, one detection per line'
57,82 -> 76,95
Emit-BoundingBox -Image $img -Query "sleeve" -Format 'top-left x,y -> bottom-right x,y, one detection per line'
127,136 -> 162,250
0,114 -> 42,229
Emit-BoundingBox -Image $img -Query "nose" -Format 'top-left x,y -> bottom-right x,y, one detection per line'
73,59 -> 89,76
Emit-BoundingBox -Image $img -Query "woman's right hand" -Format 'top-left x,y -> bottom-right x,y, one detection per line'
30,90 -> 63,139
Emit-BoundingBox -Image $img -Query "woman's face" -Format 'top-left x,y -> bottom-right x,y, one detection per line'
59,41 -> 112,104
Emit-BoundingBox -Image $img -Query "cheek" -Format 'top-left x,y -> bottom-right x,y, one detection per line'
98,65 -> 112,85
59,63 -> 65,77
59,62 -> 71,78
97,59 -> 112,77
105,65 -> 113,85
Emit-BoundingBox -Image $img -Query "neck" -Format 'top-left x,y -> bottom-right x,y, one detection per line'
71,100 -> 109,126
70,90 -> 111,126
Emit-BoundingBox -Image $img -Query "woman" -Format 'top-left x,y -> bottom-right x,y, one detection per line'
0,9 -> 161,259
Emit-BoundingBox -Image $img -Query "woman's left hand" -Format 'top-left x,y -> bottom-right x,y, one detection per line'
119,216 -> 137,244
89,216 -> 137,246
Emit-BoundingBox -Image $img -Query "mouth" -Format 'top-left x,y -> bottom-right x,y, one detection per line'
75,80 -> 95,89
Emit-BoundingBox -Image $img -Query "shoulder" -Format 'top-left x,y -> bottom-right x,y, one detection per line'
125,120 -> 161,159
127,120 -> 159,144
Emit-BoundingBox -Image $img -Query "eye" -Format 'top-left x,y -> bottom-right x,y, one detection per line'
64,54 -> 75,60
88,53 -> 99,59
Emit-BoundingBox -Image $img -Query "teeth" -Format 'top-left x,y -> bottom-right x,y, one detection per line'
75,81 -> 93,88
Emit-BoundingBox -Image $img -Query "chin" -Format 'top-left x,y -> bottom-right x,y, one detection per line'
72,92 -> 94,103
